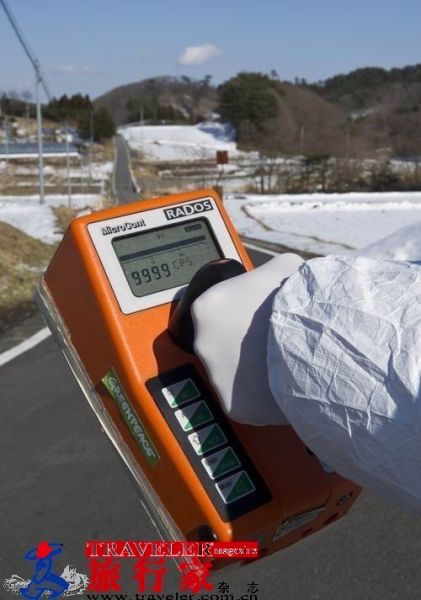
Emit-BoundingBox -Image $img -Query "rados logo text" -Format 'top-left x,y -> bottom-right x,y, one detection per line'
164,199 -> 213,220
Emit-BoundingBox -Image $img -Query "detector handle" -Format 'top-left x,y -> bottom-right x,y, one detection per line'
168,259 -> 246,353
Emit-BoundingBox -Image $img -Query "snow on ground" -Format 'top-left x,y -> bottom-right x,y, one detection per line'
12,162 -> 113,180
0,195 -> 102,244
225,192 -> 421,258
120,122 -> 241,162
358,222 -> 421,261
2,187 -> 421,260
89,161 -> 113,179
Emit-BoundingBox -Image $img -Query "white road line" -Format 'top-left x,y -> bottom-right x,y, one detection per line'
0,241 -> 277,368
243,242 -> 279,257
0,327 -> 51,368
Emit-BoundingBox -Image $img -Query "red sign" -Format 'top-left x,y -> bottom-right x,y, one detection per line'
216,150 -> 229,165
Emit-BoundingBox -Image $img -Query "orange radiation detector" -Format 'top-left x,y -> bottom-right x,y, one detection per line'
37,189 -> 360,569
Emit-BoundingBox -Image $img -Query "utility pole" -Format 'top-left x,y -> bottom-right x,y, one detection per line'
88,110 -> 93,186
346,131 -> 351,159
80,155 -> 85,194
0,0 -> 51,205
34,69 -> 45,203
300,125 -> 305,156
25,101 -> 30,130
140,105 -> 144,156
4,115 -> 9,158
65,124 -> 71,208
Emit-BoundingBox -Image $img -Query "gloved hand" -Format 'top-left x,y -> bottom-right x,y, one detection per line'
191,253 -> 303,425
192,252 -> 421,516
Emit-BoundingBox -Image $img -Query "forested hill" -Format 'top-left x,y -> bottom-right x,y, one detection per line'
312,64 -> 421,111
92,64 -> 421,157
94,75 -> 218,126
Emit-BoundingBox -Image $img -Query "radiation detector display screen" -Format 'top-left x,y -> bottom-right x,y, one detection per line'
112,219 -> 222,297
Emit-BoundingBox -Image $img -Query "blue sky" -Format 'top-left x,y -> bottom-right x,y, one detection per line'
0,0 -> 420,101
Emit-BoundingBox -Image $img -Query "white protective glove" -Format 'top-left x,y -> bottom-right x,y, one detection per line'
191,254 -> 303,425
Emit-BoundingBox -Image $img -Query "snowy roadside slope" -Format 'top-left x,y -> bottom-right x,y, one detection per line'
119,122 -> 239,162
225,192 -> 421,258
358,221 -> 421,261
0,195 -> 102,244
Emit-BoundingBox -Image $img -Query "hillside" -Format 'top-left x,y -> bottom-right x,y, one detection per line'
313,64 -> 421,111
94,63 -> 421,158
312,64 -> 421,156
96,73 -> 349,157
94,75 -> 218,125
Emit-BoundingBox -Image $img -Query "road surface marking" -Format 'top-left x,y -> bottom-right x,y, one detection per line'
243,242 -> 279,257
0,327 -> 51,368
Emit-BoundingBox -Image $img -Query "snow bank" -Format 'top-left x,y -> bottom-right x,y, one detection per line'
359,220 -> 421,261
225,192 -> 421,257
0,195 -> 102,244
0,199 -> 58,243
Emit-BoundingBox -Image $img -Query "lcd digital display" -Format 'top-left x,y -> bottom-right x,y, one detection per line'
112,218 -> 222,297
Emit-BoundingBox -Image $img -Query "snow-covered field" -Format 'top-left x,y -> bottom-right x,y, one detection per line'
10,162 -> 113,180
120,122 -> 241,162
1,190 -> 420,259
225,192 -> 421,259
0,195 -> 102,243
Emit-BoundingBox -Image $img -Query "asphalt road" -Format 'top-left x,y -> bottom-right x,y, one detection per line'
113,134 -> 139,203
2,243 -> 421,599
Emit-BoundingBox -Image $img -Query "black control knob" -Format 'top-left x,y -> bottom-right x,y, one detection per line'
168,259 -> 246,353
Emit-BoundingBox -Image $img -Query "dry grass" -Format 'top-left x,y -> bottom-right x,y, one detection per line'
95,140 -> 114,163
0,222 -> 55,334
51,205 -> 80,233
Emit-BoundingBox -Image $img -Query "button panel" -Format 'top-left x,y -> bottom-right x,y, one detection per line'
146,364 -> 271,522
202,447 -> 241,480
188,424 -> 227,455
216,471 -> 256,504
175,401 -> 213,432
162,378 -> 200,408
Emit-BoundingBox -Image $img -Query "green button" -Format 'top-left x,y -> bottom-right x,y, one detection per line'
216,471 -> 256,504
188,424 -> 226,456
162,379 -> 200,408
201,447 -> 241,479
201,425 -> 226,454
175,401 -> 213,432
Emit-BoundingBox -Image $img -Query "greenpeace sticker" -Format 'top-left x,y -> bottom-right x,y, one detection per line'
102,368 -> 160,467
164,199 -> 213,220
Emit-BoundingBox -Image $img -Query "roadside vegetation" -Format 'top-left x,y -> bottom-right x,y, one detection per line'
0,115 -> 115,334
0,222 -> 54,334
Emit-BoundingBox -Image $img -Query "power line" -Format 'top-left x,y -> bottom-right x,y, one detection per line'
0,0 -> 49,203
0,0 -> 74,207
0,0 -> 51,101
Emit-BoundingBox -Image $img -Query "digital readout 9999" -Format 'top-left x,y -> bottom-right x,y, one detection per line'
112,218 -> 222,297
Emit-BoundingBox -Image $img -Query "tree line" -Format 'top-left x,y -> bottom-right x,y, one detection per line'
0,91 -> 115,142
3,62 -> 421,155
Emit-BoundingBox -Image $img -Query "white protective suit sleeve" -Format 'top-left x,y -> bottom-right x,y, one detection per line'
268,255 -> 421,516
